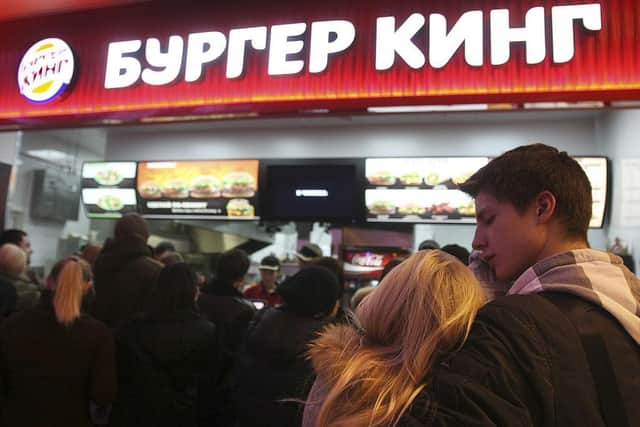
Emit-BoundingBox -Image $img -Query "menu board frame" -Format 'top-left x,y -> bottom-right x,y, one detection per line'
574,156 -> 609,229
81,161 -> 139,219
365,157 -> 490,225
135,159 -> 260,221
259,158 -> 367,224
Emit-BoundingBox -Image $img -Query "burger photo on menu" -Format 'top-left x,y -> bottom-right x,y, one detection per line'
94,168 -> 123,186
138,182 -> 162,199
162,180 -> 190,199
96,194 -> 124,211
429,202 -> 458,216
222,172 -> 256,197
398,202 -> 425,216
399,171 -> 422,186
368,200 -> 396,215
226,198 -> 255,217
190,176 -> 221,198
424,172 -> 441,186
367,171 -> 396,186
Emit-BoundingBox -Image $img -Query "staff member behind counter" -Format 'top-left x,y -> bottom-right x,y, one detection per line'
243,256 -> 283,307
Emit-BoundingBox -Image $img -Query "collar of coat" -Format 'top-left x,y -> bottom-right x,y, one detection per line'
509,249 -> 640,344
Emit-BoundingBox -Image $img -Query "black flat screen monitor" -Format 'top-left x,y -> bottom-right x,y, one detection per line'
261,161 -> 364,223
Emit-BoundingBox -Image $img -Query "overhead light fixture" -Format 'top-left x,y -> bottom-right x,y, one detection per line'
140,112 -> 258,123
24,149 -> 74,163
368,104 -> 489,113
523,101 -> 604,109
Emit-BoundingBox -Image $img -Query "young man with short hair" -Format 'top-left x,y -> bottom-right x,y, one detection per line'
243,255 -> 283,307
403,144 -> 640,426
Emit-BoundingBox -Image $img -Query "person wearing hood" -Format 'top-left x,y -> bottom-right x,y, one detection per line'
92,213 -> 162,329
234,265 -> 341,427
401,144 -> 640,426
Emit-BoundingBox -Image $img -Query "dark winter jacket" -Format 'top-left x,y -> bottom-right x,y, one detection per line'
401,293 -> 640,426
198,280 -> 255,355
0,292 -> 116,427
0,275 -> 16,318
234,307 -> 329,427
116,309 -> 220,427
92,235 -> 162,328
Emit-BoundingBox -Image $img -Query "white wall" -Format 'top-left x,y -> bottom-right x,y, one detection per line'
596,110 -> 640,272
5,129 -> 106,271
0,132 -> 18,164
106,110 -> 609,251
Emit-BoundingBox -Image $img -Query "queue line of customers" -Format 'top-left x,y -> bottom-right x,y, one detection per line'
0,143 -> 639,427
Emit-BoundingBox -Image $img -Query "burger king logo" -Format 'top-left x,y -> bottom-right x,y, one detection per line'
18,38 -> 75,103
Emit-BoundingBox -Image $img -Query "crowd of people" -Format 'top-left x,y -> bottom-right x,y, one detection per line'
0,143 -> 638,427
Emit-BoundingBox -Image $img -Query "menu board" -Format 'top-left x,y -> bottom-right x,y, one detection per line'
81,162 -> 138,218
365,158 -> 489,224
576,157 -> 608,228
136,160 -> 259,219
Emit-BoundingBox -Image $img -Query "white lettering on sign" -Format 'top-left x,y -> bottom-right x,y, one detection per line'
104,40 -> 142,89
309,20 -> 356,73
185,32 -> 227,82
375,14 -> 426,71
102,3 -> 603,89
141,36 -> 184,85
226,27 -> 267,79
268,23 -> 307,75
429,11 -> 483,68
490,7 -> 546,65
552,4 -> 602,63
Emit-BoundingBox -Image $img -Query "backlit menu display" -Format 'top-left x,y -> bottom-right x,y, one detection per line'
81,162 -> 138,218
365,158 -> 489,224
136,160 -> 259,219
576,157 -> 608,228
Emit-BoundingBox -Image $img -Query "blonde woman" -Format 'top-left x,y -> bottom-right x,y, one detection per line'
0,256 -> 116,427
303,250 -> 485,427
0,243 -> 39,311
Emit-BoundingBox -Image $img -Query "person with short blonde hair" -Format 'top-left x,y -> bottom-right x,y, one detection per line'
0,244 -> 39,311
303,250 -> 485,427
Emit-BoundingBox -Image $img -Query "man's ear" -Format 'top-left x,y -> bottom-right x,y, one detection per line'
534,191 -> 556,224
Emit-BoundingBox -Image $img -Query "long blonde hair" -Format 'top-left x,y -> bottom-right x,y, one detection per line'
50,257 -> 92,326
308,250 -> 485,427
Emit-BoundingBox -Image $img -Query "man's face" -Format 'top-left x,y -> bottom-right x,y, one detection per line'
19,236 -> 32,264
260,269 -> 278,288
472,192 -> 546,282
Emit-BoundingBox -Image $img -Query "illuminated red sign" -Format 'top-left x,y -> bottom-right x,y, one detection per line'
0,0 -> 638,126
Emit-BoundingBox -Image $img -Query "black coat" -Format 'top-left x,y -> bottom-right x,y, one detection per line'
401,293 -> 640,426
234,307 -> 329,427
198,281 -> 255,355
0,293 -> 116,427
93,235 -> 163,329
0,276 -> 16,319
116,310 -> 220,427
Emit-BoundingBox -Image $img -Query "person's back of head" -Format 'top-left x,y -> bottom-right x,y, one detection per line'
114,213 -> 150,242
154,241 -> 176,259
418,239 -> 440,251
308,250 -> 485,427
0,244 -> 27,277
440,244 -> 471,266
350,286 -> 376,309
311,257 -> 344,300
158,251 -> 184,266
278,265 -> 340,318
213,249 -> 250,292
49,257 -> 93,326
148,263 -> 197,318
0,229 -> 27,247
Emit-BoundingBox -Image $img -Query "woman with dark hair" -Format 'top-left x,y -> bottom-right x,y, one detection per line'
0,256 -> 116,427
117,263 -> 220,427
